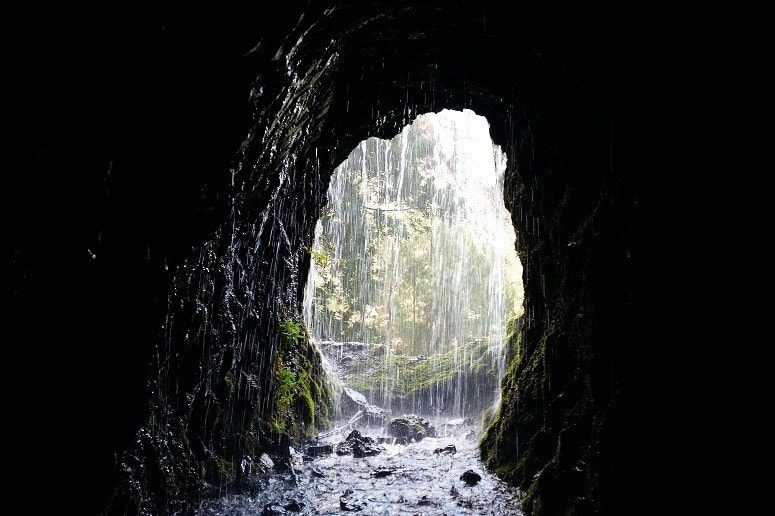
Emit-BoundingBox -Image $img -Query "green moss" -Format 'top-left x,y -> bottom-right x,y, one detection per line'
267,319 -> 334,445
345,338 -> 498,402
276,366 -> 298,408
481,405 -> 497,429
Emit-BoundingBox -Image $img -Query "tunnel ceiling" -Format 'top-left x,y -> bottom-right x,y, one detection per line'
9,2 -> 716,514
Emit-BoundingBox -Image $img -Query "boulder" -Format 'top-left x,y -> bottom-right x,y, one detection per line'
335,429 -> 383,457
386,415 -> 436,442
341,387 -> 387,421
460,469 -> 482,486
259,453 -> 275,470
352,439 -> 382,458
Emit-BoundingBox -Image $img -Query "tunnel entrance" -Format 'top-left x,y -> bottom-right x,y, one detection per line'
303,109 -> 523,421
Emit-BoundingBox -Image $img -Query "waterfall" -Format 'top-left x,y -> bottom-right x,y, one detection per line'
303,109 -> 523,418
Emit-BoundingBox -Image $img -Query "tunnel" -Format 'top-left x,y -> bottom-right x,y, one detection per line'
8,2 -> 719,514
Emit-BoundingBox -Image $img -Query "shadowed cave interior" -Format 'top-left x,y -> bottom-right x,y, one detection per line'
7,2 -> 720,514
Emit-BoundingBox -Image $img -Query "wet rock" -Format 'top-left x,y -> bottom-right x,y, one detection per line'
311,465 -> 326,477
417,495 -> 435,506
241,455 -> 253,475
284,500 -> 305,512
460,470 -> 482,485
259,453 -> 275,470
434,444 -> 457,454
336,429 -> 383,457
341,387 -> 387,421
340,489 -> 367,511
387,415 -> 436,442
370,466 -> 394,477
377,437 -> 397,445
335,440 -> 354,455
306,443 -> 333,457
346,429 -> 364,441
352,439 -> 382,458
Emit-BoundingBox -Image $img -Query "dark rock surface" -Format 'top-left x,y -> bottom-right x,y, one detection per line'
460,470 -> 482,486
284,500 -> 304,512
335,429 -> 383,458
8,1 -> 718,513
387,416 -> 437,443
434,444 -> 457,455
370,466 -> 394,477
305,444 -> 333,457
339,489 -> 367,511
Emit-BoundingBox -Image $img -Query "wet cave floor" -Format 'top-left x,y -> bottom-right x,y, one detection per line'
199,420 -> 522,515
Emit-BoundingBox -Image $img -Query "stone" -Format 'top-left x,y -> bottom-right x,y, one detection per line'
434,444 -> 457,454
340,489 -> 367,511
460,469 -> 481,486
284,500 -> 305,512
306,443 -> 333,457
387,415 -> 436,442
345,429 -> 363,441
341,387 -> 387,421
370,466 -> 394,477
335,429 -> 383,457
352,439 -> 382,458
417,495 -> 435,506
259,453 -> 275,470
335,441 -> 354,455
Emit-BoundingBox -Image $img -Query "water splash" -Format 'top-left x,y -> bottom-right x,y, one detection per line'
304,109 -> 523,418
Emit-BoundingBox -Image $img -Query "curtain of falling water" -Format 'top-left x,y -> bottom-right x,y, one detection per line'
303,110 -> 523,417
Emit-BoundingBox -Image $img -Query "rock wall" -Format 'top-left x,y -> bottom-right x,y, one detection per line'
9,2 -> 715,514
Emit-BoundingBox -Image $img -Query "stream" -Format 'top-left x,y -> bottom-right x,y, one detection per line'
199,418 -> 522,515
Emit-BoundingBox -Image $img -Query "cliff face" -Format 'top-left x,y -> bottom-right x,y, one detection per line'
9,2 -> 714,514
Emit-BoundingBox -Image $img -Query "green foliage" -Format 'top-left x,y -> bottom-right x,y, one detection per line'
268,418 -> 286,433
279,319 -> 305,348
307,247 -> 330,269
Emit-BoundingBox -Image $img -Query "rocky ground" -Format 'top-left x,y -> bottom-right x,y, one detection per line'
198,418 -> 521,515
